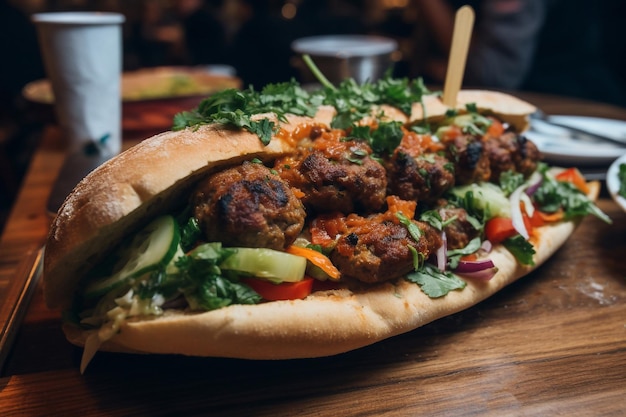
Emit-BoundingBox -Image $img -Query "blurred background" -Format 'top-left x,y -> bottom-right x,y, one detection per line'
1,0 -> 626,231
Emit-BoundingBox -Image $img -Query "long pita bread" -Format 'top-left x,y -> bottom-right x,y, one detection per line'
44,90 -> 597,362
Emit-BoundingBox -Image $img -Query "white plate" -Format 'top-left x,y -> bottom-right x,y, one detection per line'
606,153 -> 626,213
525,115 -> 626,166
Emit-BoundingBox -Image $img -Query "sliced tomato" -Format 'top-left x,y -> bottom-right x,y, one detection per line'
460,253 -> 478,262
529,208 -> 546,228
484,217 -> 517,244
556,167 -> 590,194
485,118 -> 505,138
241,277 -> 314,301
439,125 -> 463,142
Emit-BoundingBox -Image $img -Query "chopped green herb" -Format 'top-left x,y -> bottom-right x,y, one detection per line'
465,103 -> 478,113
447,237 -> 482,270
503,235 -> 536,266
396,212 -> 422,242
173,243 -> 261,310
347,121 -> 404,157
172,80 -> 319,145
320,73 -> 429,129
406,264 -> 466,298
499,171 -> 525,196
534,166 -> 611,223
179,217 -> 202,252
419,210 -> 445,230
407,245 -> 424,271
173,74 -> 429,148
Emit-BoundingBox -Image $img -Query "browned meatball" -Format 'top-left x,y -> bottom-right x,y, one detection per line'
330,216 -> 442,283
276,139 -> 387,215
191,161 -> 306,250
438,206 -> 480,250
483,132 -> 541,181
444,135 -> 492,185
385,152 -> 456,204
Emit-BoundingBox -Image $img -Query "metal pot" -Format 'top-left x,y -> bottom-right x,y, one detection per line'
291,35 -> 398,85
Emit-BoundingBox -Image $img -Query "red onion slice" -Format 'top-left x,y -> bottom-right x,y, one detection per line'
456,267 -> 499,281
524,171 -> 543,196
456,258 -> 495,273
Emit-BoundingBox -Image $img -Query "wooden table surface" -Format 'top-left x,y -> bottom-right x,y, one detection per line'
1,92 -> 625,416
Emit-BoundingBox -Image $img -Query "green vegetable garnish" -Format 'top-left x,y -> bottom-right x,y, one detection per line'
396,212 -> 422,242
499,171 -> 525,197
349,121 -> 404,156
503,235 -> 536,266
173,80 -> 319,144
322,75 -> 430,130
447,237 -> 483,270
173,243 -> 262,311
533,164 -> 611,223
406,264 -> 466,298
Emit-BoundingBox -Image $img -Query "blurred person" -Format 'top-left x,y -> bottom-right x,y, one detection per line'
412,0 -> 626,107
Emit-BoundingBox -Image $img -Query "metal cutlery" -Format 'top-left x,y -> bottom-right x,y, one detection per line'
529,110 -> 626,147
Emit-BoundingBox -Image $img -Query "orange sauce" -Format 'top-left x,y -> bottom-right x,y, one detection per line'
385,195 -> 417,219
398,130 -> 444,157
277,122 -> 328,147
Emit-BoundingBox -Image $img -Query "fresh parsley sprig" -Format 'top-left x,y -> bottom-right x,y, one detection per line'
406,263 -> 466,298
321,74 -> 430,130
348,120 -> 404,156
173,56 -> 430,148
173,80 -> 319,145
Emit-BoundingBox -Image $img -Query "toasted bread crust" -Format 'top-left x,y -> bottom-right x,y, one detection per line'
409,90 -> 536,132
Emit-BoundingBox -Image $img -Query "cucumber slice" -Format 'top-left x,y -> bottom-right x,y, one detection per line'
220,248 -> 306,283
84,215 -> 181,298
449,182 -> 511,219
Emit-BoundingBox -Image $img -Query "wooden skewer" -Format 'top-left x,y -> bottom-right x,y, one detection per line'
442,5 -> 475,107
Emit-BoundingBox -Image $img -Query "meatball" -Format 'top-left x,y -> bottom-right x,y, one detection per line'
385,151 -> 456,204
444,135 -> 491,185
192,161 -> 306,250
276,140 -> 387,214
483,132 -> 541,181
438,206 -> 480,250
330,216 -> 442,283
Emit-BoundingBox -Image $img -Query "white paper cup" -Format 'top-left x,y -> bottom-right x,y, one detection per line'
32,12 -> 125,156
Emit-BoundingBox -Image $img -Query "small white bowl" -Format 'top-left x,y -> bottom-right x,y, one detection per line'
606,153 -> 626,212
